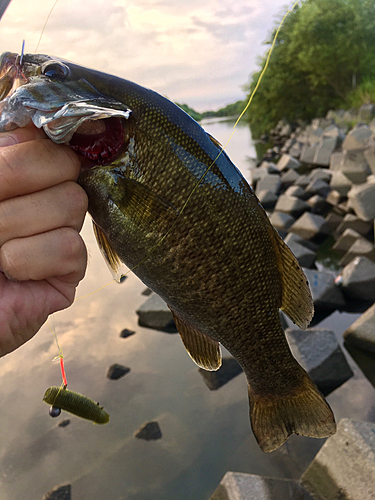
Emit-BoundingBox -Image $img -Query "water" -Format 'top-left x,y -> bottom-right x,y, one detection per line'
0,119 -> 374,500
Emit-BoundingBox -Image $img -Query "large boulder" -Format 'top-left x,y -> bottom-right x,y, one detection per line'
340,150 -> 371,184
329,170 -> 353,196
336,213 -> 373,236
276,154 -> 301,172
136,293 -> 175,331
343,302 -> 375,353
287,328 -> 353,396
342,125 -> 373,150
255,174 -> 281,195
274,195 -> 310,219
312,136 -> 338,166
341,256 -> 375,302
288,212 -> 331,241
303,268 -> 345,310
269,211 -> 296,232
301,419 -> 375,500
347,182 -> 375,221
210,472 -> 312,500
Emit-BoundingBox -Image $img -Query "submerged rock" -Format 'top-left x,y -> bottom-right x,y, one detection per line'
119,328 -> 136,338
43,485 -> 71,500
107,364 -> 130,380
210,472 -> 312,500
199,357 -> 243,390
134,421 -> 162,441
301,418 -> 375,500
303,268 -> 346,310
136,293 -> 176,331
287,329 -> 353,396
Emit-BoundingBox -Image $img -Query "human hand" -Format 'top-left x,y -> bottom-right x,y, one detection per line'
0,124 -> 88,357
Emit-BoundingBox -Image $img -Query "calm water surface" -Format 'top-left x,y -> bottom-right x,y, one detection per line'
0,119 -> 374,500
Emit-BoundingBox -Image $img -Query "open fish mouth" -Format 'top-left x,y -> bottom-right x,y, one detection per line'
0,52 -> 131,165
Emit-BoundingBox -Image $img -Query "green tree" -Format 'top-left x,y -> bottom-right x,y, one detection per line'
246,0 -> 375,136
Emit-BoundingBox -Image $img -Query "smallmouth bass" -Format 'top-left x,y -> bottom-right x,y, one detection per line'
0,52 -> 336,452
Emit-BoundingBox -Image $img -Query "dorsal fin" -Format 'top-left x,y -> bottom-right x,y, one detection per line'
170,309 -> 222,371
92,221 -> 124,282
269,227 -> 314,329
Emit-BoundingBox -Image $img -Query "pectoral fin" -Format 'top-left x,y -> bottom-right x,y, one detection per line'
110,175 -> 178,226
92,221 -> 124,282
170,309 -> 222,371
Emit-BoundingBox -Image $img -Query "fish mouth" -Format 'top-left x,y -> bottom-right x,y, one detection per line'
0,52 -> 131,166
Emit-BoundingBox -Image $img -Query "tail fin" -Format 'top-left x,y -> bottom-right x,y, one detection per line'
248,371 -> 336,453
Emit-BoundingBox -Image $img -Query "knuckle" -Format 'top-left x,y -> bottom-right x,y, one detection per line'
61,227 -> 86,263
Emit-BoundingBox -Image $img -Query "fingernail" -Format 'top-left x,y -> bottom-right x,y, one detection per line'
0,136 -> 17,147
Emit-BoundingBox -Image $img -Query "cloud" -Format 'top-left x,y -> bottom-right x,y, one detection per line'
0,0 -> 290,110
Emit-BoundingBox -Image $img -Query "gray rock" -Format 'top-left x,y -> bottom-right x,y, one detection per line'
199,357 -> 243,390
305,178 -> 331,198
342,125 -> 373,150
276,154 -> 301,172
329,170 -> 353,196
249,166 -> 269,186
306,125 -> 324,143
275,195 -> 310,218
284,240 -> 316,268
336,213 -> 373,236
340,150 -> 371,184
287,329 -> 353,396
359,104 -> 375,122
134,421 -> 162,440
294,175 -> 311,188
303,268 -> 346,310
301,418 -> 375,500
284,185 -> 309,200
342,256 -> 375,301
257,190 -> 278,209
308,168 -> 332,184
210,472 -> 312,500
306,195 -> 331,215
289,142 -> 302,158
370,119 -> 375,133
141,287 -> 153,296
348,182 -> 375,221
323,124 -> 346,141
300,142 -> 318,164
255,174 -> 281,195
339,238 -> 375,266
280,169 -> 300,188
343,302 -> 375,352
136,293 -> 175,330
313,136 -> 338,166
289,213 -> 331,241
269,211 -> 296,232
332,228 -> 363,254
329,151 -> 345,171
43,485 -> 71,500
284,232 -> 318,252
325,189 -> 344,206
107,363 -> 130,380
325,212 -> 344,232
364,145 -> 375,175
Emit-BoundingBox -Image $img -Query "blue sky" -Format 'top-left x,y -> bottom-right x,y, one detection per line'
1,0 -> 291,110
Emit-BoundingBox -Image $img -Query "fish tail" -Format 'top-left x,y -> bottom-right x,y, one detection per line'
248,371 -> 336,453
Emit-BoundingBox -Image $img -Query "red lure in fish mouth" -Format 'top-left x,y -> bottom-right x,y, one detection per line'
69,116 -> 125,166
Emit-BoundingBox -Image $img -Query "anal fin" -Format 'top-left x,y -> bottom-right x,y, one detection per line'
170,309 -> 222,371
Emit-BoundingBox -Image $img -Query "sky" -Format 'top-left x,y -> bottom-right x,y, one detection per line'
0,0 -> 290,111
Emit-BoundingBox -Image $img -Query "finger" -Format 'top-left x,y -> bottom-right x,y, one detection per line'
0,227 -> 87,282
0,181 -> 88,246
0,139 -> 81,201
0,123 -> 47,146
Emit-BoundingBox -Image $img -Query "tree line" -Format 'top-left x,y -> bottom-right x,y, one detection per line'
245,0 -> 375,136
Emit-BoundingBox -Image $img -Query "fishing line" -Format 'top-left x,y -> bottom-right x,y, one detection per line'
35,0 -> 60,53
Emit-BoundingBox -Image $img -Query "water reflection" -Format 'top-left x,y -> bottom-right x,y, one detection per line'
0,119 -> 374,500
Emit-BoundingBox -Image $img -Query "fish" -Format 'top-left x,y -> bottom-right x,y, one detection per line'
0,51 -> 336,452
43,386 -> 110,424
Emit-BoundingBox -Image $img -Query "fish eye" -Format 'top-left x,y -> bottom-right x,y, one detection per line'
49,406 -> 61,417
42,61 -> 70,79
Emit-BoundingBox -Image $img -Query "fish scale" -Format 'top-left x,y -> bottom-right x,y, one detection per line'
0,51 -> 336,452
